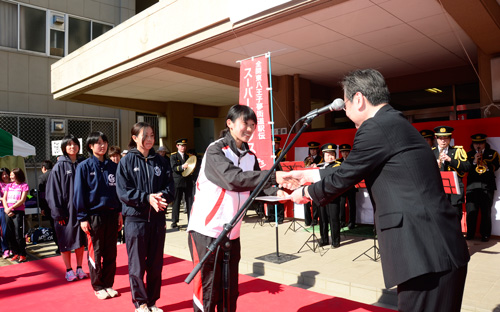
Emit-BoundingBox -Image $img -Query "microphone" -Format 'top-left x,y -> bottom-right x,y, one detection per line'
301,98 -> 345,120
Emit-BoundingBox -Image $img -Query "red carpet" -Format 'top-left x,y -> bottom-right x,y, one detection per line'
0,245 -> 393,312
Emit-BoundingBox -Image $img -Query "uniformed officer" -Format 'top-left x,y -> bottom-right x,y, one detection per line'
420,129 -> 435,148
433,126 -> 471,221
274,136 -> 286,162
170,138 -> 194,228
337,144 -> 358,229
466,133 -> 499,241
317,143 -> 342,247
304,141 -> 321,226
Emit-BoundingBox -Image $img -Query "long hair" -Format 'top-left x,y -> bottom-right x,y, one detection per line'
61,134 -> 80,157
128,122 -> 153,150
219,105 -> 257,138
11,168 -> 26,184
0,167 -> 11,183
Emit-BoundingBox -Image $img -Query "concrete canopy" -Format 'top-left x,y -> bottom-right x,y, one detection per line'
51,0 -> 500,118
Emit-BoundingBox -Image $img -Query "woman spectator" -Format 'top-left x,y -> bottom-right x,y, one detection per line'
1,168 -> 11,259
2,168 -> 29,262
116,122 -> 175,312
46,135 -> 87,281
108,145 -> 122,164
75,132 -> 122,300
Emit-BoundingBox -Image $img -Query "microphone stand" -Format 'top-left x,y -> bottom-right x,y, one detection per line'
184,114 -> 318,293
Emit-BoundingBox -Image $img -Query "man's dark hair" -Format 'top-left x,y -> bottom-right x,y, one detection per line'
341,69 -> 390,106
42,160 -> 53,170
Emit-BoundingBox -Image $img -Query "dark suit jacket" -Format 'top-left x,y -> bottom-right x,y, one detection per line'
170,152 -> 193,188
308,105 -> 470,288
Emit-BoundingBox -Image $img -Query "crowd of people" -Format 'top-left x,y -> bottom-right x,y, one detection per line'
0,68 -> 498,312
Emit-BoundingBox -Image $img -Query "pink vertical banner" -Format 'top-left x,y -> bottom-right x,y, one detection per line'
239,56 -> 272,170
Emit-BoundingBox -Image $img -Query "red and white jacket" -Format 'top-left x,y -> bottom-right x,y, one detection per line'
187,132 -> 275,239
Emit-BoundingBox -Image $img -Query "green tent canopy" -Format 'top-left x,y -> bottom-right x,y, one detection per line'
0,128 -> 36,157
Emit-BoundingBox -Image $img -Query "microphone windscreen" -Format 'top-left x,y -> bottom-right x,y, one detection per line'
331,98 -> 345,111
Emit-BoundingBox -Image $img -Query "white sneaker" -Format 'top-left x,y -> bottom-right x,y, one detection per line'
135,304 -> 150,312
149,305 -> 163,312
95,289 -> 111,300
105,287 -> 119,298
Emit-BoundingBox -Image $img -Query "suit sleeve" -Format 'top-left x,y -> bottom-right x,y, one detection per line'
204,146 -> 275,192
309,119 -> 388,206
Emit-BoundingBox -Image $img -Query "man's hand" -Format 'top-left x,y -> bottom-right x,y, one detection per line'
149,193 -> 168,212
80,220 -> 91,234
277,170 -> 317,189
290,187 -> 311,204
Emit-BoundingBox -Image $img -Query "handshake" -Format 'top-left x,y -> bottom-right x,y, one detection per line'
275,170 -> 318,204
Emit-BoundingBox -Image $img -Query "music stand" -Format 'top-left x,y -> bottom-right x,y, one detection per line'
298,221 -> 323,253
352,231 -> 380,262
440,171 -> 461,195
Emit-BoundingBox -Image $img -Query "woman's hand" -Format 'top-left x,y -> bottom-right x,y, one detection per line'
80,220 -> 91,234
149,193 -> 168,212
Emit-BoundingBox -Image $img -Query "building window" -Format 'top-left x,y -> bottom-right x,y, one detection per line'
92,22 -> 112,40
0,0 -> 113,57
19,5 -> 46,53
68,17 -> 90,54
0,1 -> 17,48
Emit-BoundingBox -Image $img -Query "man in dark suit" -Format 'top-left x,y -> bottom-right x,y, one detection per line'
170,138 -> 194,228
432,126 -> 471,221
285,69 -> 469,311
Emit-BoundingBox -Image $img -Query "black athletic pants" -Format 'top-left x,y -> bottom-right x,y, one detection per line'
188,231 -> 241,312
125,219 -> 166,308
88,212 -> 119,291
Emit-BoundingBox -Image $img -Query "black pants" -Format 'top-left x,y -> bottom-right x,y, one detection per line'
466,189 -> 493,238
397,265 -> 467,312
188,231 -> 240,312
304,202 -> 319,226
6,210 -> 26,256
125,219 -> 166,308
88,212 -> 119,291
339,191 -> 356,225
319,200 -> 341,246
172,184 -> 193,224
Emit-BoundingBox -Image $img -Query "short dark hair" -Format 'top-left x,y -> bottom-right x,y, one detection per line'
86,131 -> 109,154
61,134 -> 80,156
108,145 -> 122,157
42,160 -> 53,170
341,69 -> 390,106
11,168 -> 26,183
220,105 -> 257,138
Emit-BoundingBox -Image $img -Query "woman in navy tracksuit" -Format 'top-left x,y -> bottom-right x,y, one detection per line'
74,131 -> 122,300
116,122 -> 175,312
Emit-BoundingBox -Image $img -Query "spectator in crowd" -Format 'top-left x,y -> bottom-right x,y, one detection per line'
38,160 -> 59,254
1,167 -> 11,259
156,146 -> 170,161
420,129 -> 435,148
2,168 -> 29,262
75,131 -> 122,300
116,122 -> 175,312
108,146 -> 122,164
46,134 -> 88,282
